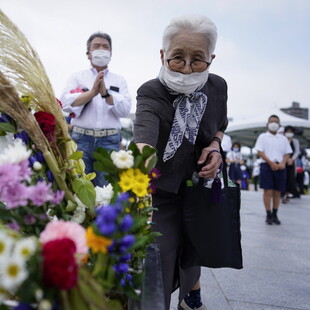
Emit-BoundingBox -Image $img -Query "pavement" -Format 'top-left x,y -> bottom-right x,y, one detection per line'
170,189 -> 310,310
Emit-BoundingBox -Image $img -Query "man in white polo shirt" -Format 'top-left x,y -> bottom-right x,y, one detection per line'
254,115 -> 292,225
61,32 -> 131,187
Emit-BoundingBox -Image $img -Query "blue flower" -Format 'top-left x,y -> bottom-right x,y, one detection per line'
120,273 -> 133,287
118,253 -> 132,262
46,170 -> 54,182
36,151 -> 45,163
96,205 -> 119,221
13,303 -> 34,310
14,131 -> 30,144
120,214 -> 134,232
119,234 -> 135,253
29,155 -> 37,167
113,262 -> 129,274
97,222 -> 116,236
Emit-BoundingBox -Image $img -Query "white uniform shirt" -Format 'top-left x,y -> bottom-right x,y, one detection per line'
226,150 -> 243,163
254,131 -> 292,163
60,68 -> 131,129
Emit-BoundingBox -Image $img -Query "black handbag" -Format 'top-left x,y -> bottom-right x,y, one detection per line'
180,150 -> 243,269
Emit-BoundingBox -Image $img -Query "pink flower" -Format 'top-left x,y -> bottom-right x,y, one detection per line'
28,181 -> 54,206
1,183 -> 29,209
40,220 -> 88,257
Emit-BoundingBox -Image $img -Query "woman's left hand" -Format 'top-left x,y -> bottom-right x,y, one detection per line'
197,147 -> 222,179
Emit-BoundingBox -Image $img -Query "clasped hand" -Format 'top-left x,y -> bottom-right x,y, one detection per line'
197,147 -> 222,179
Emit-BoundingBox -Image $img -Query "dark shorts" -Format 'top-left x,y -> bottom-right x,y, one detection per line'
260,163 -> 287,192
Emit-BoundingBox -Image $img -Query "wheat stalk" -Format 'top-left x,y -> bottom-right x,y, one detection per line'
0,72 -> 75,203
0,9 -> 70,144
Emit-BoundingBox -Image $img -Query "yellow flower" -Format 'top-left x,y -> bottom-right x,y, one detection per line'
119,174 -> 133,192
132,182 -> 149,197
86,227 -> 112,254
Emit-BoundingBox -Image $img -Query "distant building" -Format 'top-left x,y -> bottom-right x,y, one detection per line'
281,102 -> 309,120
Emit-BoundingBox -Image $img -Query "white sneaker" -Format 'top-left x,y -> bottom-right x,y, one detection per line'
179,299 -> 207,310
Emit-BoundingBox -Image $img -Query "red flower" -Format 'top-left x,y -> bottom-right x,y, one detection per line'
42,238 -> 78,290
34,111 -> 56,142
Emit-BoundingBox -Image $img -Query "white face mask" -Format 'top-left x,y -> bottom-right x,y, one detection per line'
285,132 -> 294,138
158,65 -> 209,95
91,49 -> 111,67
268,122 -> 280,132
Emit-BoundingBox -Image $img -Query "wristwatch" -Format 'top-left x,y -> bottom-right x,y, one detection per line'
101,91 -> 111,98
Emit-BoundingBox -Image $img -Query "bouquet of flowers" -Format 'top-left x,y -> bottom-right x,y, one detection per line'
0,9 -> 160,310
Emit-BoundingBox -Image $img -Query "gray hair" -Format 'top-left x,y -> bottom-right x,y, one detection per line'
162,15 -> 218,57
86,32 -> 112,52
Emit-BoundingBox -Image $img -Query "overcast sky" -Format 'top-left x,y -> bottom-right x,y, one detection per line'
1,0 -> 310,123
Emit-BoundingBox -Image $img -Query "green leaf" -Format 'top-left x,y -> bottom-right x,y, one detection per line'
72,178 -> 96,211
68,150 -> 84,161
0,122 -> 16,133
85,172 -> 96,181
68,287 -> 90,310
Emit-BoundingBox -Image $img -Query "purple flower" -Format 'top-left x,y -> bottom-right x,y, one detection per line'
24,214 -> 36,225
14,131 -> 30,145
6,220 -> 20,232
18,160 -> 32,181
120,214 -> 134,232
0,162 -> 21,188
39,213 -> 48,221
113,262 -> 129,274
28,181 -> 53,206
1,183 -> 29,209
50,190 -> 65,206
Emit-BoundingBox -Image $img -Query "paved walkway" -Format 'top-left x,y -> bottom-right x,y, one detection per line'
170,190 -> 310,310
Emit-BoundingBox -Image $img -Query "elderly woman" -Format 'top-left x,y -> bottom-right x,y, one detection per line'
133,15 -> 228,310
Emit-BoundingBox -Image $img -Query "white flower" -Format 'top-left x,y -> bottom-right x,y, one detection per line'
110,150 -> 134,169
95,184 -> 114,207
71,196 -> 87,224
14,237 -> 37,260
0,138 -> 32,165
0,231 -> 14,263
0,256 -> 28,291
38,299 -> 52,310
33,161 -> 42,171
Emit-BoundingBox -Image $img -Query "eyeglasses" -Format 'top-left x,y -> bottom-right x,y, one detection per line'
166,57 -> 211,72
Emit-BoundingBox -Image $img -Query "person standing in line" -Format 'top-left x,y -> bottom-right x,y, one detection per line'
282,125 -> 300,203
254,115 -> 292,225
252,158 -> 261,191
133,15 -> 228,310
61,32 -> 131,187
226,141 -> 243,185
